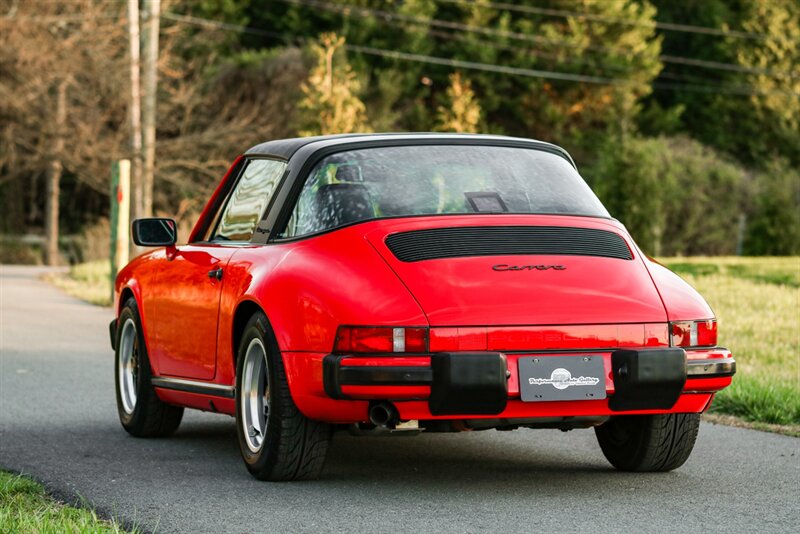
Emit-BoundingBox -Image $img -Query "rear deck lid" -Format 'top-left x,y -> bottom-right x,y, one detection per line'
366,215 -> 667,326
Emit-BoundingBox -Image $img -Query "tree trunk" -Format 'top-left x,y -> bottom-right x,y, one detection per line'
44,80 -> 67,266
141,0 -> 160,218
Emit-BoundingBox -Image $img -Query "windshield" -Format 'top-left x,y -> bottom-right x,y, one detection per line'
279,145 -> 609,238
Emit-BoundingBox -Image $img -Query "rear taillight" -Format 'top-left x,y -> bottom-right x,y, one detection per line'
334,326 -> 428,353
670,320 -> 717,348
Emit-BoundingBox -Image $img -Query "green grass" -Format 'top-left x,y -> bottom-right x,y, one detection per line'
660,256 -> 800,427
0,471 -> 131,533
44,260 -> 112,307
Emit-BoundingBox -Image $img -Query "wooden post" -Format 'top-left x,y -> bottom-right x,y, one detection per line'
110,160 -> 131,298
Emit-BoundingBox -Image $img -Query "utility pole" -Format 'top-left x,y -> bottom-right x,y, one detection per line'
141,0 -> 160,218
44,80 -> 68,266
127,0 -> 143,225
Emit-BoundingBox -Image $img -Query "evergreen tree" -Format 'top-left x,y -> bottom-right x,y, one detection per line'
736,0 -> 800,165
435,72 -> 482,133
298,33 -> 371,136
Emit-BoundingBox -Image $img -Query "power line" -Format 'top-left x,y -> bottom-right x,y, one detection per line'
0,13 -> 120,22
348,43 -> 621,85
163,11 -> 792,98
278,0 -> 793,78
436,0 -> 769,41
161,12 -> 282,39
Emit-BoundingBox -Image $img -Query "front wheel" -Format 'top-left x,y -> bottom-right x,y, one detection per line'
595,413 -> 700,472
235,312 -> 332,481
115,297 -> 183,437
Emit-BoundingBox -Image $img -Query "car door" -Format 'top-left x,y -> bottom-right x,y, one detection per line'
151,158 -> 287,379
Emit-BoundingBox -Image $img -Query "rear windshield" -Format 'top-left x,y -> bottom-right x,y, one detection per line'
279,145 -> 609,238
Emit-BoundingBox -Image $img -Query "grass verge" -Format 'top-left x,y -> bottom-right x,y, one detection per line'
702,413 -> 800,438
0,471 -> 131,533
43,260 -> 112,307
660,256 -> 800,429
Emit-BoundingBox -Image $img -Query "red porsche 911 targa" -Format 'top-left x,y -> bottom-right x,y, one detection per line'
111,133 -> 735,481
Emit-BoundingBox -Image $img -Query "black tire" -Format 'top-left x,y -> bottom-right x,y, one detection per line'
595,413 -> 700,472
115,297 -> 183,437
235,311 -> 332,481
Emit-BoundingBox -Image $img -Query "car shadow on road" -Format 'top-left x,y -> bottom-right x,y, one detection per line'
111,417 -> 684,495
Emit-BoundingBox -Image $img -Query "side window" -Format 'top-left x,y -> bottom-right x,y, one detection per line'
212,159 -> 286,242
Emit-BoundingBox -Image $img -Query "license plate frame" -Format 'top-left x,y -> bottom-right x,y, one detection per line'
518,355 -> 606,402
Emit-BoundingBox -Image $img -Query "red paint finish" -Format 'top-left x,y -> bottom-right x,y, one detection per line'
644,259 -> 715,321
366,216 -> 668,326
149,245 -> 240,379
115,156 -> 734,428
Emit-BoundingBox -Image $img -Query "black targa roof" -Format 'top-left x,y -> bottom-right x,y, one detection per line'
243,133 -> 576,168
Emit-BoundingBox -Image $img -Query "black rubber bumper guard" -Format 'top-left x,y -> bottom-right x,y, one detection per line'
323,349 -> 736,415
109,319 -> 117,350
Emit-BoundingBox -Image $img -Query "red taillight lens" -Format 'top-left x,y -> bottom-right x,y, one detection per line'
696,320 -> 717,346
670,320 -> 717,348
334,326 -> 428,353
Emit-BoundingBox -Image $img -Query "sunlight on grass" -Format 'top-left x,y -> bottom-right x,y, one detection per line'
44,260 -> 112,307
660,256 -> 800,426
0,471 -> 132,533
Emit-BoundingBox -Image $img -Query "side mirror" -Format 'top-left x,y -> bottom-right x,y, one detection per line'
132,218 -> 177,247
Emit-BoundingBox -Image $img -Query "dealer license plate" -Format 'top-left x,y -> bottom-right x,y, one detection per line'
518,355 -> 606,402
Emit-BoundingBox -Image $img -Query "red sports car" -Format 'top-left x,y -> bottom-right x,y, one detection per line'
111,133 -> 735,481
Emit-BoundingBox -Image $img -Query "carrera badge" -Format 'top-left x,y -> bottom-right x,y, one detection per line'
492,264 -> 566,271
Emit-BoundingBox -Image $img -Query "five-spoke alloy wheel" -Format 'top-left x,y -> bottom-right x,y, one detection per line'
235,311 -> 332,481
115,297 -> 183,437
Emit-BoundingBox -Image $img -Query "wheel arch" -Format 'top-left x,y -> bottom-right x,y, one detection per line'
119,286 -> 136,315
232,299 -> 270,373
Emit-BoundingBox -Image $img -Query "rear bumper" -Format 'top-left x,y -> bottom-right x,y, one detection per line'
324,353 -> 735,396
283,348 -> 734,424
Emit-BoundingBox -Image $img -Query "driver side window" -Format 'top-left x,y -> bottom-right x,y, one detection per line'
212,159 -> 286,242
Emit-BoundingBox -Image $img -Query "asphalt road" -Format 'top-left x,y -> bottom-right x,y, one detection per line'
1,265 -> 798,533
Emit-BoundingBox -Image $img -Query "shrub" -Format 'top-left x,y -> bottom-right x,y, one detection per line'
586,135 -> 749,256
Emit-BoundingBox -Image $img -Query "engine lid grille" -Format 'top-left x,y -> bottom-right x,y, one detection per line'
384,226 -> 633,262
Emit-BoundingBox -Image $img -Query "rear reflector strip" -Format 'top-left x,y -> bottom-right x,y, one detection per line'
429,324 -> 669,352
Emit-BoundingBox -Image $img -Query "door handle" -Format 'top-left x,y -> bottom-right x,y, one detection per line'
208,267 -> 223,281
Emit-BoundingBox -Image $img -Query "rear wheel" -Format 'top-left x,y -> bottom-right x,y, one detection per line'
115,298 -> 183,437
235,312 -> 332,481
595,413 -> 700,472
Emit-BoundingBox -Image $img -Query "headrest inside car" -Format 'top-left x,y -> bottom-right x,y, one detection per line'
334,165 -> 360,183
314,183 -> 376,229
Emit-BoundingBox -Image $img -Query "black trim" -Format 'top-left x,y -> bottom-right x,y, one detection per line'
340,366 -> 433,386
323,354 -> 345,399
429,352 -> 508,415
245,134 -> 577,166
109,319 -> 117,350
609,348 -> 687,411
323,355 -> 434,399
151,377 -> 235,398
